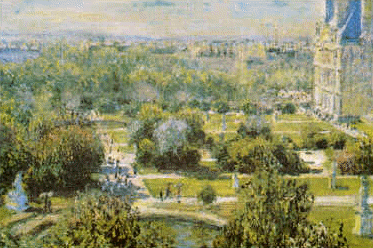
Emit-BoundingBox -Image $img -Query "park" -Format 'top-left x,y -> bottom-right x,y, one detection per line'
0,0 -> 373,247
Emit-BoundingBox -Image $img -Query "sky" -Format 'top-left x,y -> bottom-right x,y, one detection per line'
0,0 -> 325,40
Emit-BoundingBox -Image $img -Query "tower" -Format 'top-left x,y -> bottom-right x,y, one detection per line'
314,0 -> 373,121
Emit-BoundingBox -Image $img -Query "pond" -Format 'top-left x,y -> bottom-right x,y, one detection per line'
141,218 -> 221,248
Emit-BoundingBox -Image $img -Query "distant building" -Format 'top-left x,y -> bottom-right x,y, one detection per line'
314,0 -> 373,121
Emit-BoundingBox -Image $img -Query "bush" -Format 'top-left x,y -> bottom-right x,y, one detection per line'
282,102 -> 297,114
0,123 -> 31,195
198,185 -> 217,205
45,193 -> 175,247
213,163 -> 348,248
24,125 -> 105,199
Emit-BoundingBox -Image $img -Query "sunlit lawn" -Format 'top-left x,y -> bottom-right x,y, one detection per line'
151,202 -> 238,220
354,122 -> 373,138
107,130 -> 129,143
206,132 -> 239,142
276,114 -> 316,122
144,177 -> 372,198
309,206 -> 373,248
273,122 -> 336,132
0,206 -> 14,223
143,178 -> 235,197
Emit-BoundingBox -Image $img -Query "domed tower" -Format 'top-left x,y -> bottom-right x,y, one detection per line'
314,0 -> 373,121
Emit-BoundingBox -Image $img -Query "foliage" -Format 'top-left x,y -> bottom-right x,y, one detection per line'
130,103 -> 164,147
213,162 -> 348,248
351,139 -> 373,175
45,193 -> 175,247
241,100 -> 258,116
282,102 -> 297,114
24,124 -> 105,199
155,118 -> 189,155
214,101 -> 230,114
176,108 -> 205,145
220,137 -> 307,174
198,185 -> 217,205
0,122 -> 31,195
237,115 -> 272,140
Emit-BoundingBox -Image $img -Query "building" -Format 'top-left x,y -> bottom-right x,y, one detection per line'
314,0 -> 373,121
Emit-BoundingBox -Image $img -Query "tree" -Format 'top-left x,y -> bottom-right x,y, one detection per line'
282,102 -> 297,114
242,100 -> 258,116
351,139 -> 373,175
201,101 -> 211,122
24,125 -> 105,198
198,185 -> 217,205
214,101 -> 230,141
45,193 -> 175,247
176,108 -> 205,145
153,118 -> 201,170
213,161 -> 348,248
0,123 -> 31,196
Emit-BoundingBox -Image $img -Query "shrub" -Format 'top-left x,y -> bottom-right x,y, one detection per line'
45,193 -> 175,247
213,163 -> 348,248
282,102 -> 297,114
24,125 -> 105,199
198,185 -> 217,205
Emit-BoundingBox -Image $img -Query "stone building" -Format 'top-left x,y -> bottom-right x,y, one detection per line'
314,0 -> 373,121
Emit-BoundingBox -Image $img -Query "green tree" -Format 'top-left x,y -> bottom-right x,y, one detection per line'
0,123 -> 31,196
213,162 -> 348,248
198,185 -> 217,205
214,101 -> 230,141
46,193 -> 175,247
242,100 -> 258,116
201,101 -> 211,122
24,124 -> 104,199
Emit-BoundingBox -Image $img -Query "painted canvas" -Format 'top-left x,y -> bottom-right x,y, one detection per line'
1,0 -> 373,247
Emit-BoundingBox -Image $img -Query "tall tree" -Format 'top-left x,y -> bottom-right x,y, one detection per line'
213,160 -> 348,248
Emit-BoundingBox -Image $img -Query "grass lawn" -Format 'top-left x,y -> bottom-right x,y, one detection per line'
295,177 -> 361,196
204,121 -> 241,132
0,206 -> 14,223
309,206 -> 373,248
150,202 -> 238,220
107,130 -> 129,143
143,178 -> 235,197
354,122 -> 373,138
144,177 -> 370,198
95,121 -> 126,130
100,113 -> 130,123
273,122 -> 335,132
117,145 -> 134,154
206,132 -> 239,142
276,114 -> 316,122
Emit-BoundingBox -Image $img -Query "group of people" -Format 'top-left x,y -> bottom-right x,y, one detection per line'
159,183 -> 182,203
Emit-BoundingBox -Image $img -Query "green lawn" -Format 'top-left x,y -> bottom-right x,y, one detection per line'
143,178 -> 235,197
204,121 -> 241,132
273,122 -> 335,132
107,130 -> 129,143
0,206 -> 14,223
206,132 -> 239,142
144,177 -> 373,199
294,177 -> 361,196
276,114 -> 316,122
354,122 -> 373,138
117,145 -> 134,154
101,113 -> 130,123
309,206 -> 373,248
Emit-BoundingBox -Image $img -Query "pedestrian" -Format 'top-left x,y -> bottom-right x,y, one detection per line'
47,198 -> 52,213
160,190 -> 163,201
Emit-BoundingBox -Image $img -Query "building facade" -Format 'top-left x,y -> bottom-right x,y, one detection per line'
314,0 -> 373,121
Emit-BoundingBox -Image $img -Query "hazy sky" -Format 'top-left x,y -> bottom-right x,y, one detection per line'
0,0 -> 325,40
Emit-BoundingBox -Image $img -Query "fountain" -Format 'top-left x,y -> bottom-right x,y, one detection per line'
6,172 -> 29,212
